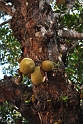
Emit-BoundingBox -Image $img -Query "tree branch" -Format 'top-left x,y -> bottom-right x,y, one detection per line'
0,76 -> 40,124
58,29 -> 83,40
0,1 -> 15,16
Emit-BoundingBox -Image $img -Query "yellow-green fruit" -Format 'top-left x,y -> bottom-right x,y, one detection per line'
20,58 -> 35,75
31,66 -> 44,85
41,60 -> 54,72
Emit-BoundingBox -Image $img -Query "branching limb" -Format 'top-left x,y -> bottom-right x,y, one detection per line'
58,29 -> 83,40
0,76 -> 40,124
0,1 -> 15,16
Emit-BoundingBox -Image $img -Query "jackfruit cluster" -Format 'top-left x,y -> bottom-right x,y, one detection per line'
18,58 -> 54,85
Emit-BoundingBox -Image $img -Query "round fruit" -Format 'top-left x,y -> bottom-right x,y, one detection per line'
31,66 -> 44,85
20,58 -> 35,75
41,60 -> 54,72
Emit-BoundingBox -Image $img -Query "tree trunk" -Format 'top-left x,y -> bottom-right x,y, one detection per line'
5,0 -> 80,124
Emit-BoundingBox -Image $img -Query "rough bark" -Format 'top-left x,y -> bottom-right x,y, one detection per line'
0,0 -> 81,124
0,1 -> 14,16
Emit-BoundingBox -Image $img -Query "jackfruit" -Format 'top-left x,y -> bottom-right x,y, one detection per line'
41,60 -> 54,72
19,58 -> 35,75
31,66 -> 44,85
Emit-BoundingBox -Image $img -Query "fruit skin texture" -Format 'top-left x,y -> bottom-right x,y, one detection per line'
31,66 -> 44,85
20,58 -> 35,75
41,60 -> 54,72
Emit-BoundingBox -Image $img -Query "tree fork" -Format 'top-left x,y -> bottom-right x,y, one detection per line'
2,0 -> 80,124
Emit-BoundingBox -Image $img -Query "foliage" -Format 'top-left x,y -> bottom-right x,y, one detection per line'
53,1 -> 83,90
0,25 -> 21,77
67,43 -> 83,89
0,25 -> 23,123
0,101 -> 30,124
